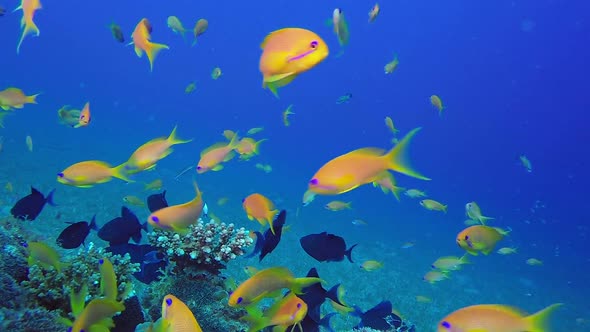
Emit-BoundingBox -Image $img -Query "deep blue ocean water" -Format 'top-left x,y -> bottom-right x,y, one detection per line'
1,0 -> 588,330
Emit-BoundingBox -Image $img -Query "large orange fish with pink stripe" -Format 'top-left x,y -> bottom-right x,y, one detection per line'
131,18 -> 169,71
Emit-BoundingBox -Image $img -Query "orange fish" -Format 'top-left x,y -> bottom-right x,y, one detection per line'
57,160 -> 132,188
228,267 -> 321,308
159,294 -> 203,332
456,225 -> 506,255
124,126 -> 192,174
197,133 -> 239,173
147,181 -> 203,234
259,28 -> 329,97
0,87 -> 39,111
246,292 -> 308,332
74,102 -> 91,128
16,0 -> 42,54
437,303 -> 562,332
242,193 -> 278,234
308,128 -> 429,196
235,137 -> 267,160
131,18 -> 169,71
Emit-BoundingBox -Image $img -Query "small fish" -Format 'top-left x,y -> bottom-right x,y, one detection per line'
420,199 -> 447,213
109,22 -> 125,43
336,93 -> 352,104
430,95 -> 444,116
74,102 -> 91,128
325,200 -> 352,211
15,0 -> 42,54
243,266 -> 259,277
352,219 -> 367,226
211,67 -> 222,79
361,260 -> 384,272
23,241 -> 63,272
217,197 -> 229,206
401,241 -> 415,249
197,133 -> 239,173
431,255 -> 469,272
520,155 -> 532,172
416,295 -> 431,303
185,81 -> 196,94
0,87 -> 39,110
57,160 -> 131,188
246,292 -> 307,332
456,225 -> 506,256
242,193 -> 278,234
423,270 -> 449,284
56,216 -> 98,249
98,206 -> 147,245
147,190 -> 168,213
255,163 -> 272,173
247,127 -> 264,135
300,232 -> 357,263
57,105 -> 81,127
368,4 -> 380,23
192,18 -> 208,45
236,137 -> 267,160
332,8 -> 350,47
405,189 -> 426,198
497,247 -> 517,255
302,189 -> 316,206
437,303 -> 562,332
144,179 -> 163,191
123,195 -> 145,207
131,18 -> 169,72
384,116 -> 399,134
465,201 -> 493,225
282,104 -> 294,126
11,186 -> 56,220
526,258 -> 543,266
167,16 -> 187,39
384,55 -> 399,74
70,297 -> 126,332
25,135 -> 33,152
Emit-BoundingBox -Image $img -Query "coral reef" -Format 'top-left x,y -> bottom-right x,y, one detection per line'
22,242 -> 140,314
147,218 -> 253,274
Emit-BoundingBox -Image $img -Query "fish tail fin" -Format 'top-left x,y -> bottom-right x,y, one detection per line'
479,215 -> 494,225
290,277 -> 323,295
253,139 -> 268,154
141,222 -> 148,232
524,303 -> 563,332
45,189 -> 57,206
384,127 -> 430,180
111,163 -> 135,183
70,284 -> 88,317
442,205 -> 448,213
146,42 -> 170,72
167,125 -> 193,145
89,215 -> 98,231
325,284 -> 344,306
26,93 -> 40,104
345,244 -> 357,263
267,209 -> 278,235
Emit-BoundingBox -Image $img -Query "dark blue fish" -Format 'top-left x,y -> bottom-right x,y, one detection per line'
299,312 -> 336,332
56,216 -> 98,249
106,243 -> 166,284
299,268 -> 342,324
147,190 -> 168,213
352,300 -> 413,331
299,232 -> 357,263
244,210 -> 287,261
98,206 -> 147,245
10,187 -> 56,221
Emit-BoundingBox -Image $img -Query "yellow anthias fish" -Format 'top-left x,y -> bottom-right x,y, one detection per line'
197,133 -> 240,173
23,241 -> 63,272
259,28 -> 329,98
423,270 -> 449,284
384,55 -> 399,74
125,125 -> 192,174
192,18 -> 208,45
123,195 -> 145,207
325,200 -> 352,211
431,255 -> 469,272
456,225 -> 506,255
526,258 -> 543,266
384,116 -> 399,134
144,179 -> 163,191
242,193 -> 278,234
57,160 -> 132,188
437,303 -> 562,332
247,127 -> 264,135
308,128 -> 429,196
25,135 -> 33,152
236,137 -> 267,160
157,294 -> 203,332
57,105 -> 81,127
246,292 -> 308,332
98,258 -> 118,301
405,188 -> 426,198
131,18 -> 169,72
167,16 -> 187,39
361,260 -> 384,272
0,87 -> 39,110
497,247 -> 517,255
228,267 -> 322,307
16,0 -> 42,54
282,104 -> 294,126
430,95 -> 444,116
147,181 -> 203,234
70,298 -> 125,332
420,199 -> 447,213
465,201 -> 493,225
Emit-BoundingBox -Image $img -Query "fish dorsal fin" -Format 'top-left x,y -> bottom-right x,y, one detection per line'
200,142 -> 228,157
30,186 -> 42,196
347,147 -> 385,156
260,29 -> 291,49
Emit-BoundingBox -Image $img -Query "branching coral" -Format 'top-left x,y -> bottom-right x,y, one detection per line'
21,242 -> 140,314
147,218 -> 253,274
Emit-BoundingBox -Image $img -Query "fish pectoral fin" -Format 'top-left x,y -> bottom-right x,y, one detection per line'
212,164 -> 224,171
266,72 -> 295,84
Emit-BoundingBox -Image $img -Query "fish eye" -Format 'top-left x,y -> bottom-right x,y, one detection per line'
98,259 -> 104,265
57,172 -> 64,178
297,302 -> 302,308
151,216 -> 160,223
196,166 -> 202,170
237,297 -> 243,304
309,178 -> 318,185
310,40 -> 318,49
464,235 -> 469,240
67,328 -> 72,332
441,321 -> 451,329
166,298 -> 173,306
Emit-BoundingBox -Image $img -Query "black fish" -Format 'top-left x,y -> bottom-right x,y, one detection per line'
56,216 -> 98,249
11,187 -> 56,221
299,313 -> 336,332
106,243 -> 166,284
259,210 -> 286,261
300,232 -> 357,263
147,190 -> 168,213
244,231 -> 264,259
352,301 -> 413,331
98,206 -> 147,245
299,267 -> 342,325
